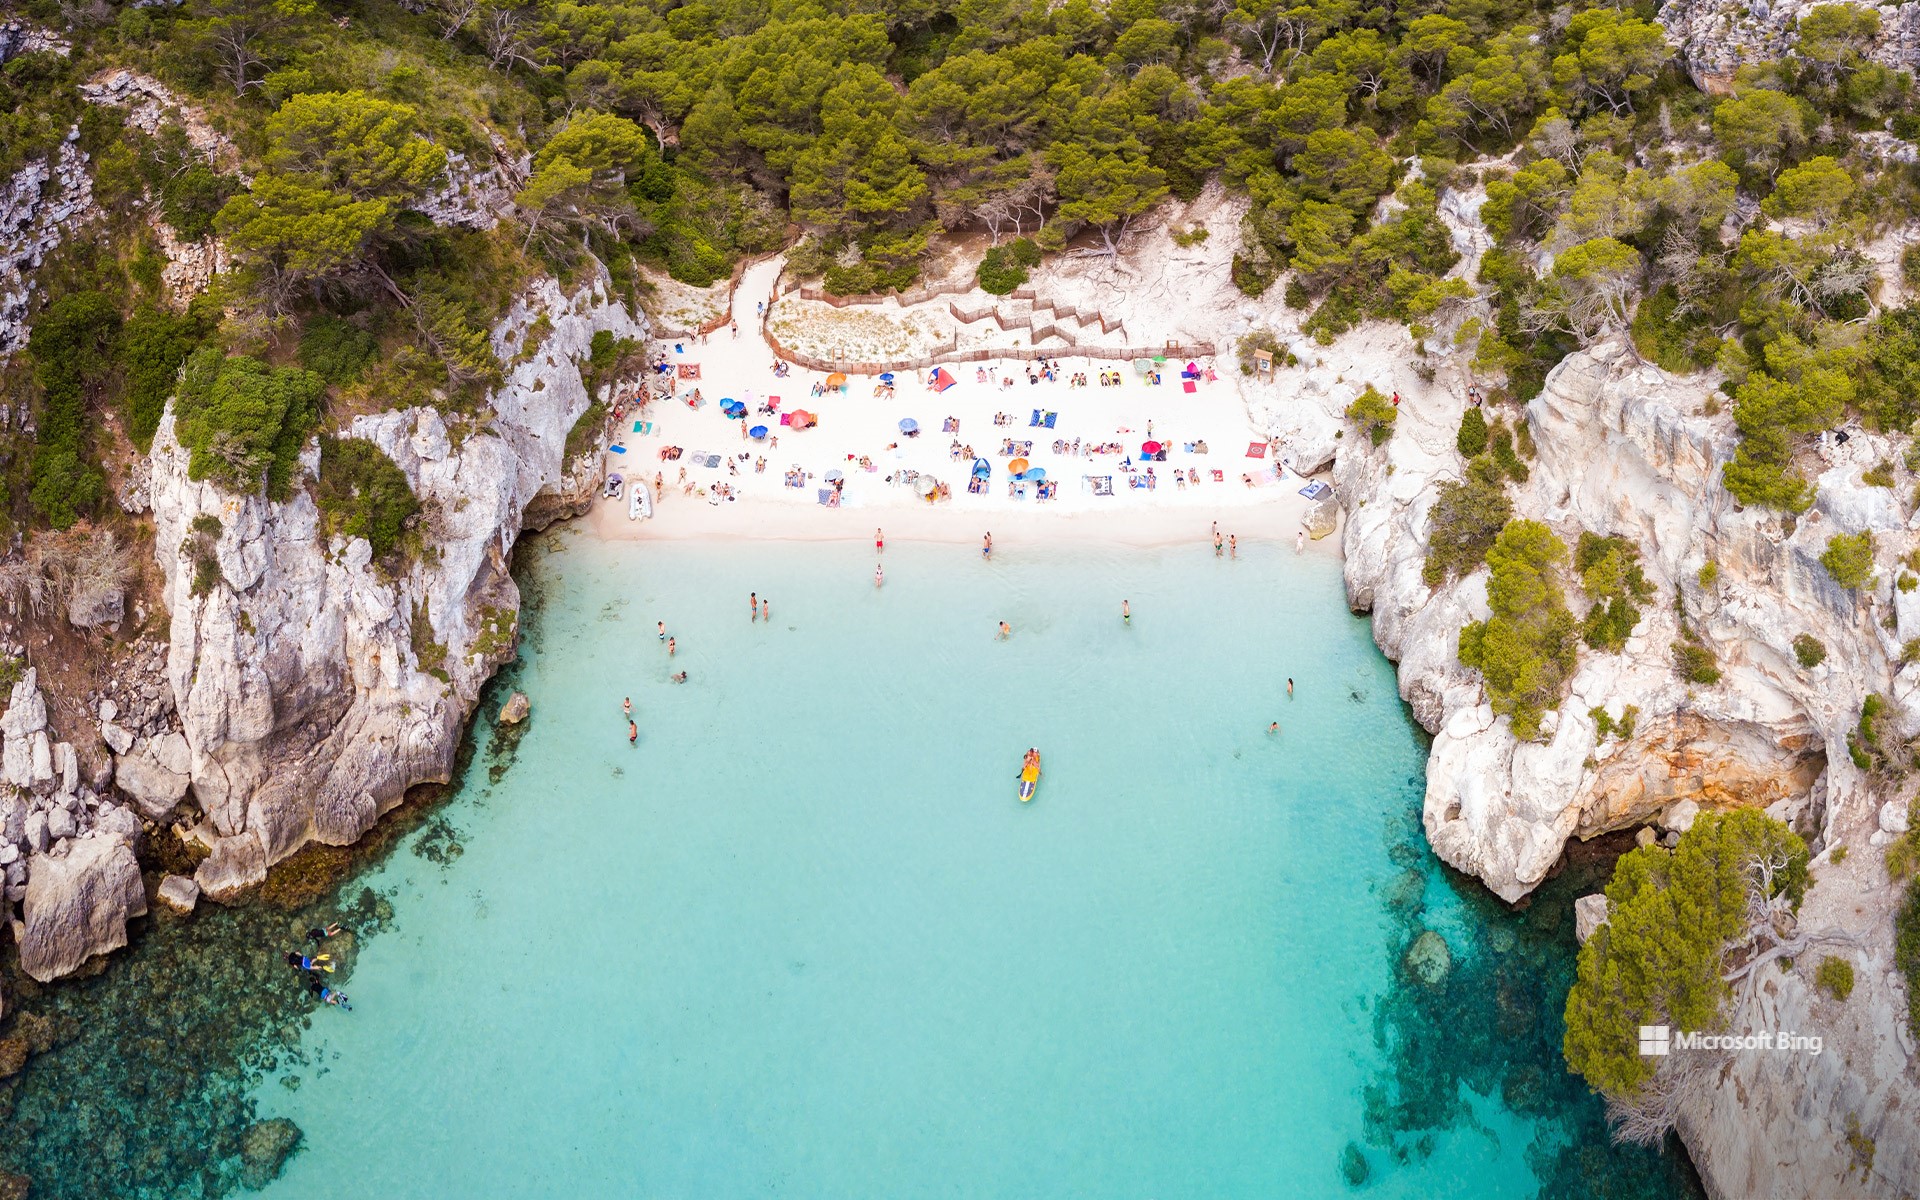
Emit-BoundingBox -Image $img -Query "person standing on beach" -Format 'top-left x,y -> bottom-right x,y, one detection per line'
751,592 -> 758,621
658,621 -> 667,641
623,697 -> 632,719
876,528 -> 884,553
1296,530 -> 1305,554
875,564 -> 885,588
668,637 -> 676,656
1229,534 -> 1238,557
1122,600 -> 1130,625
1214,532 -> 1224,556
983,533 -> 993,559
762,599 -> 769,623
629,720 -> 638,745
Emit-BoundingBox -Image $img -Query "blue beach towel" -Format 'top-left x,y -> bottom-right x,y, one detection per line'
608,444 -> 627,454
1042,411 -> 1057,428
1299,481 -> 1332,500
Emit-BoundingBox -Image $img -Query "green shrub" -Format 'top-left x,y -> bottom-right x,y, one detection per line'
1793,633 -> 1828,668
299,314 -> 377,386
1345,386 -> 1398,446
1673,639 -> 1721,685
976,242 -> 1032,294
1847,693 -> 1896,773
1456,406 -> 1488,457
1458,520 -> 1578,740
1577,533 -> 1654,652
1698,560 -> 1719,589
1822,531 -> 1877,590
314,436 -> 419,560
123,300 -> 217,451
174,349 -> 326,499
1629,285 -> 1719,373
1422,456 -> 1512,585
1896,879 -> 1920,1038
1815,955 -> 1856,1001
1488,421 -> 1530,482
1902,573 -> 1918,593
1564,810 -> 1809,1098
565,400 -> 608,460
1864,460 -> 1897,488
160,163 -> 236,242
25,291 -> 118,530
1592,703 -> 1639,742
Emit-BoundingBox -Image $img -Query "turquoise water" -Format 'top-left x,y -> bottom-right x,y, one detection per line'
216,532 -> 1689,1198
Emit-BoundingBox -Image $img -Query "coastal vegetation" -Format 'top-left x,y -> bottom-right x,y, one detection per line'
1457,519 -> 1577,740
1564,810 -> 1809,1102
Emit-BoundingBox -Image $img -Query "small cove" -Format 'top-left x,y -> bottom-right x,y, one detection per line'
0,531 -> 1698,1198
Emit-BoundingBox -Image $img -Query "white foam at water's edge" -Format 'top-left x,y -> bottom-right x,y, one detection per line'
249,535 -> 1600,1199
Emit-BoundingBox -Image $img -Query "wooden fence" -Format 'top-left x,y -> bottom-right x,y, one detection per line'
764,329 -> 1214,377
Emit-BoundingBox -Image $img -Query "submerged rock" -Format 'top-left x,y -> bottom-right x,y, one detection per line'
239,1117 -> 302,1189
1401,930 -> 1452,987
1339,1140 -> 1370,1187
19,833 -> 146,981
498,691 -> 531,725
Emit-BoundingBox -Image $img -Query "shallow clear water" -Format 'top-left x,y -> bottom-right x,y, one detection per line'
209,531 -> 1686,1199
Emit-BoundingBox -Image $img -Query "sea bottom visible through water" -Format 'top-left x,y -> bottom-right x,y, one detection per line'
0,531 -> 1701,1199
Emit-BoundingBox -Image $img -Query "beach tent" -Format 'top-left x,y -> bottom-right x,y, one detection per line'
1008,457 -> 1030,476
972,457 -> 992,479
929,367 -> 957,392
749,425 -> 768,439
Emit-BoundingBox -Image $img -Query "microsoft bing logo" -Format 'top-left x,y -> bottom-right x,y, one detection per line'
1639,1025 -> 1670,1056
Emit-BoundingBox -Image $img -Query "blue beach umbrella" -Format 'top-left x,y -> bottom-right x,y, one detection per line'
1026,468 -> 1046,481
826,469 -> 844,482
749,425 -> 768,439
879,372 -> 895,383
899,418 -> 919,434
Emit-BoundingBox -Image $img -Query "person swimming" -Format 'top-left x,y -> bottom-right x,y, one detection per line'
286,951 -> 333,973
671,672 -> 687,683
1268,721 -> 1280,734
1122,599 -> 1130,624
622,697 -> 632,719
667,637 -> 676,656
657,621 -> 666,641
1287,678 -> 1294,697
998,620 -> 1011,639
628,719 -> 638,744
307,975 -> 353,1011
305,923 -> 344,943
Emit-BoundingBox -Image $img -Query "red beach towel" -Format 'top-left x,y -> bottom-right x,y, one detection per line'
1246,441 -> 1267,458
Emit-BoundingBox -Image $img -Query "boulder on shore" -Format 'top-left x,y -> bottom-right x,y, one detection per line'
498,691 -> 531,725
239,1117 -> 302,1189
157,873 -> 199,913
18,833 -> 146,982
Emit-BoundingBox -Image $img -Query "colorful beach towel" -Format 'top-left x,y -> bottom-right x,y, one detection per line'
1246,441 -> 1268,458
1182,381 -> 1197,394
1087,475 -> 1114,495
1299,481 -> 1333,500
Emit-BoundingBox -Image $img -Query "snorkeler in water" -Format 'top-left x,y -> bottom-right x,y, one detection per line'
286,951 -> 334,973
307,974 -> 353,1011
305,923 -> 345,943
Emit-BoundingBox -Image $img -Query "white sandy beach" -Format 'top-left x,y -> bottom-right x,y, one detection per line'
597,257 -> 1332,550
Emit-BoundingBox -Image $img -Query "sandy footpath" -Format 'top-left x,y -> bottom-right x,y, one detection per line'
596,256 -> 1337,555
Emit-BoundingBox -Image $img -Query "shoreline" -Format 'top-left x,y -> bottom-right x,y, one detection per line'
580,485 -> 1344,555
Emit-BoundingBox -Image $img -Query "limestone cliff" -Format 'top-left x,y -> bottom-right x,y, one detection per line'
1311,339 -> 1920,1195
146,273 -> 641,900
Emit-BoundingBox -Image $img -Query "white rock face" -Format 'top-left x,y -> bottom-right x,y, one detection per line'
18,833 -> 146,982
1572,894 -> 1609,945
147,273 -> 643,899
1309,331 -> 1920,1195
0,137 -> 96,358
1659,0 -> 1920,93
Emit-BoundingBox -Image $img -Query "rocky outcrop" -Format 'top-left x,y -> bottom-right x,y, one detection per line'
1302,332 -> 1920,1195
17,833 -> 145,982
78,70 -> 244,177
1,136 -> 97,357
146,272 -> 645,900
416,144 -> 524,231
1659,0 -> 1920,93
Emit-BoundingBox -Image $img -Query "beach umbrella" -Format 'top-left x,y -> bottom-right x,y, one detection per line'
825,372 -> 848,388
1133,359 -> 1153,375
917,475 -> 938,496
749,425 -> 768,439
879,372 -> 895,383
826,469 -> 844,482
1142,441 -> 1162,455
1026,468 -> 1046,481
972,457 -> 991,479
1153,355 -> 1166,363
789,410 -> 813,430
1009,456 -> 1030,475
899,418 -> 919,434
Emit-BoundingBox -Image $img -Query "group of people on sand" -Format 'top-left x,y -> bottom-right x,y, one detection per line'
284,922 -> 352,1011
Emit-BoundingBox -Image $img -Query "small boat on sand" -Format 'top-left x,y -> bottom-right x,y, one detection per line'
628,478 -> 653,520
603,472 -> 624,500
1018,749 -> 1041,803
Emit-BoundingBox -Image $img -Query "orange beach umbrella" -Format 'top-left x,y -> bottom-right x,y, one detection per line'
1008,457 -> 1030,475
